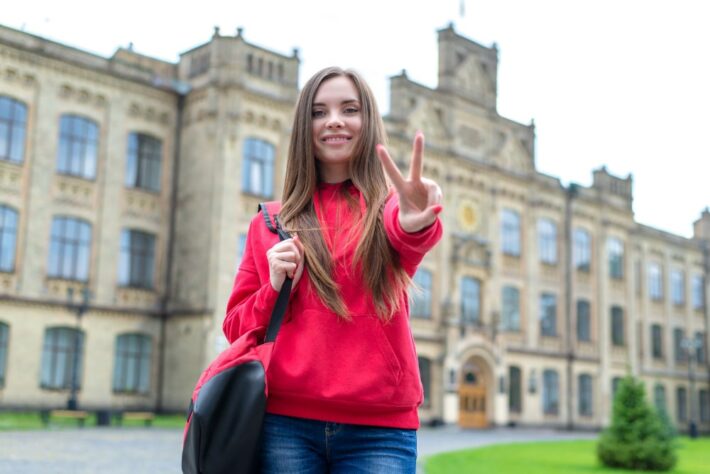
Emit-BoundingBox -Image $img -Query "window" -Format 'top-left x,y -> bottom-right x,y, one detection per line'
235,233 -> 247,270
411,269 -> 432,318
40,327 -> 84,390
501,209 -> 521,256
118,229 -> 156,289
700,390 -> 709,423
418,357 -> 431,408
509,366 -> 522,413
652,324 -> 663,359
537,218 -> 557,264
676,387 -> 687,422
242,138 -> 274,198
126,132 -> 162,192
573,228 -> 591,271
611,306 -> 624,346
648,263 -> 663,301
674,328 -> 685,363
460,277 -> 480,324
57,115 -> 98,179
501,286 -> 520,331
692,274 -> 705,310
670,270 -> 685,306
578,374 -> 593,416
113,333 -> 152,393
540,293 -> 557,337
47,217 -> 92,281
576,299 -> 591,342
654,384 -> 666,413
0,205 -> 18,272
607,238 -> 624,279
0,322 -> 8,388
0,96 -> 27,163
696,332 -> 706,364
542,369 -> 559,415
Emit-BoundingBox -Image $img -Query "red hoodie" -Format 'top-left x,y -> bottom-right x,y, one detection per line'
223,181 -> 442,429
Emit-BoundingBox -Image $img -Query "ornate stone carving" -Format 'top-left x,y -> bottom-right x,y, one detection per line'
58,84 -> 107,109
128,101 -> 171,125
53,175 -> 95,208
0,161 -> 22,195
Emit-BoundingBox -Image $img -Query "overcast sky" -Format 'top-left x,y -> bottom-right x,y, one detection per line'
5,0 -> 709,238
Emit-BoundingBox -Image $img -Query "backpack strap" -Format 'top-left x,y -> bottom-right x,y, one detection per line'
258,202 -> 291,344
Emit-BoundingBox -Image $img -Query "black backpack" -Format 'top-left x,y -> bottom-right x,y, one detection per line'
182,202 -> 290,474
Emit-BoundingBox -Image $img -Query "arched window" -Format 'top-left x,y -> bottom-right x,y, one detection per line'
573,228 -> 591,271
113,333 -> 152,393
57,114 -> 98,179
0,205 -> 18,272
40,327 -> 84,390
542,369 -> 559,415
654,383 -> 666,413
411,269 -> 432,319
540,293 -> 557,337
418,357 -> 431,408
126,132 -> 162,192
537,218 -> 557,264
607,237 -> 624,279
611,306 -> 624,346
460,276 -> 480,324
501,209 -> 520,256
118,229 -> 156,289
576,299 -> 591,342
501,286 -> 520,331
508,366 -> 522,413
241,138 -> 274,198
48,216 -> 92,281
0,96 -> 27,163
578,374 -> 593,416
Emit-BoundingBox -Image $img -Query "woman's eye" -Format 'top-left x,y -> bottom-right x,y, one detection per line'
345,107 -> 359,114
312,110 -> 325,118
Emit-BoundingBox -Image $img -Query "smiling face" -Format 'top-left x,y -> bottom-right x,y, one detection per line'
311,75 -> 363,183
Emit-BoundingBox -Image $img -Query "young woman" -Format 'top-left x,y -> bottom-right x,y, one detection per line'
223,66 -> 443,473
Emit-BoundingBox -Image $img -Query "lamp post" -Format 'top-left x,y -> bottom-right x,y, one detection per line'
66,286 -> 90,410
680,336 -> 702,439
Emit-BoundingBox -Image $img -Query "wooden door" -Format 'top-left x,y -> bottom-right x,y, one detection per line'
458,363 -> 488,428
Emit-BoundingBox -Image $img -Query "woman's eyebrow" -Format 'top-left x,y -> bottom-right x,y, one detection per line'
312,99 -> 360,107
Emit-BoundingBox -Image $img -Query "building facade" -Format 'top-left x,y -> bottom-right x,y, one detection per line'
0,23 -> 708,432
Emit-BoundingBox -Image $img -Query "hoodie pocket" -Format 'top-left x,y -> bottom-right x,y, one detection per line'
268,311 -> 404,405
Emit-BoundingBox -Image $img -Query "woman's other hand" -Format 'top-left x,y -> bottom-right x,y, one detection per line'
266,235 -> 305,291
376,132 -> 443,233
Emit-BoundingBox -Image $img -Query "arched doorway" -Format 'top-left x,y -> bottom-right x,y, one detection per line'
458,358 -> 490,428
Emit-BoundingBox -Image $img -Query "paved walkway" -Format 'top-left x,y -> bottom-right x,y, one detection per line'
0,426 -> 597,473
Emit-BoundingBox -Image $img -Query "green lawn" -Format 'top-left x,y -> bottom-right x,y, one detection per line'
0,411 -> 187,430
425,438 -> 710,474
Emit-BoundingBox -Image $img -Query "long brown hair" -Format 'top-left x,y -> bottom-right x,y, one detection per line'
280,67 -> 409,320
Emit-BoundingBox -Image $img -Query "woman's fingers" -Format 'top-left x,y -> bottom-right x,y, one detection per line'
408,132 -> 424,182
267,238 -> 304,287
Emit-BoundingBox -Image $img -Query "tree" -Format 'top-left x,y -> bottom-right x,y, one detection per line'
597,376 -> 677,471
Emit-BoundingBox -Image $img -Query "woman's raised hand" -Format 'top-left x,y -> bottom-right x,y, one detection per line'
267,236 -> 305,292
376,132 -> 443,233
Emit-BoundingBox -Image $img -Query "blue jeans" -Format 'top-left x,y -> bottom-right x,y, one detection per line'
259,413 -> 417,473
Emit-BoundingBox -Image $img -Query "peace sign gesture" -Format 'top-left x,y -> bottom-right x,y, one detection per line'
376,132 -> 443,233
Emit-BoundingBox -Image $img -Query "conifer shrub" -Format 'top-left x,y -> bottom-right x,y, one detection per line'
597,376 -> 677,471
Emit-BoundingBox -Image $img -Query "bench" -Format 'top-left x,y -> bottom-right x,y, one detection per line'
115,411 -> 155,427
41,409 -> 90,427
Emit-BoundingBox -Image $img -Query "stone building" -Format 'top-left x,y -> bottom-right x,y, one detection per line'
0,23 -> 708,432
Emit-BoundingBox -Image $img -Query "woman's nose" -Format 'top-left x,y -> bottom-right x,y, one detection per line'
325,113 -> 344,128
